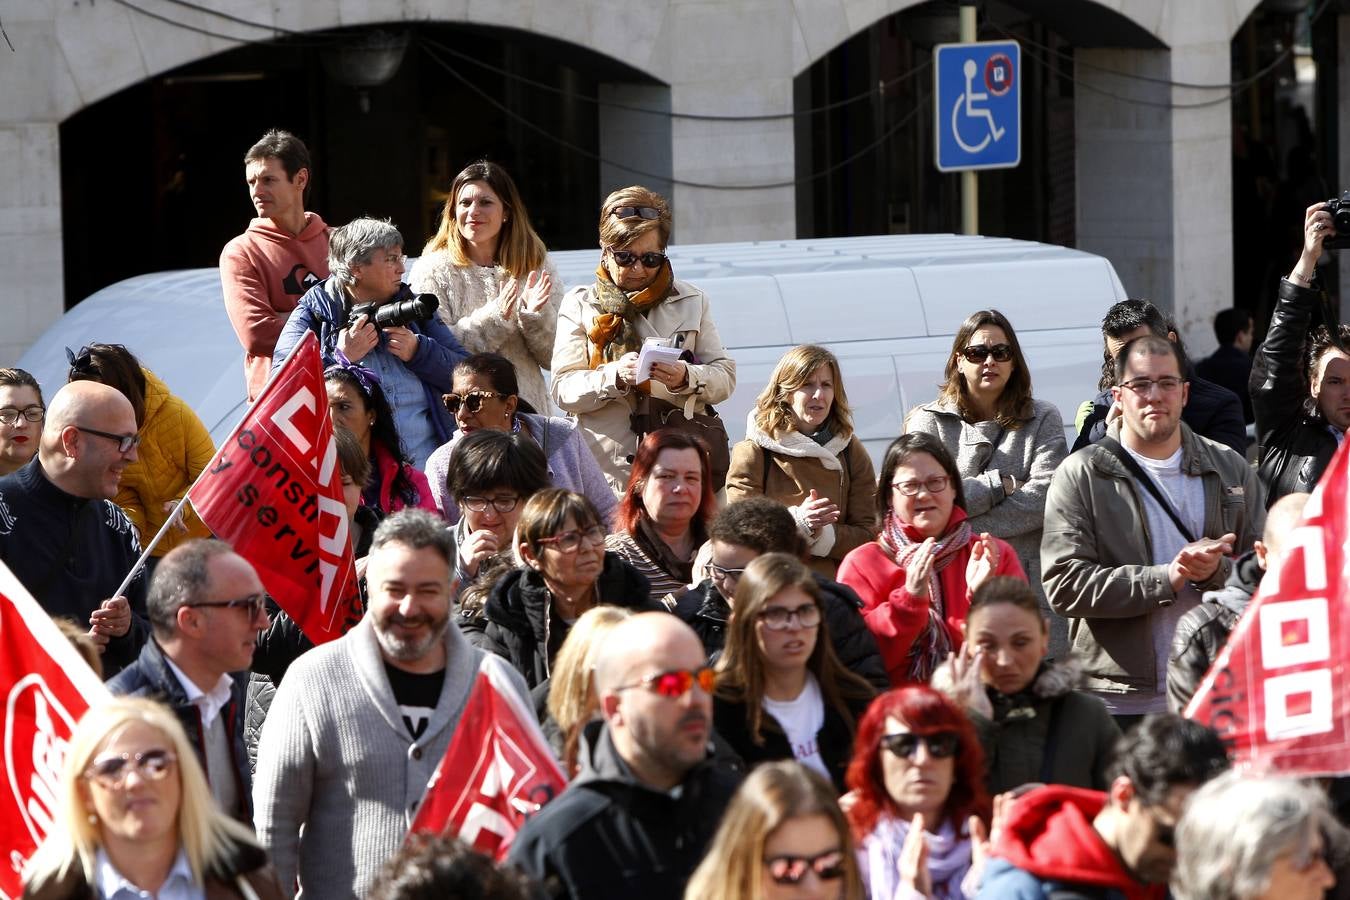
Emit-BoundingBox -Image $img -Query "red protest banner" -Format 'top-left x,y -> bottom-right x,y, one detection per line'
0,561 -> 109,899
189,332 -> 361,644
1186,440 -> 1350,775
408,662 -> 566,861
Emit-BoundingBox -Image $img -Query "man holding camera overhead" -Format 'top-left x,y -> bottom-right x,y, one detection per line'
271,217 -> 467,468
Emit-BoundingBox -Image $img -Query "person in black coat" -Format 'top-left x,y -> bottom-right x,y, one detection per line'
712,554 -> 875,794
672,495 -> 889,690
462,489 -> 664,689
1251,202 -> 1350,506
1072,299 -> 1247,457
1196,307 -> 1255,424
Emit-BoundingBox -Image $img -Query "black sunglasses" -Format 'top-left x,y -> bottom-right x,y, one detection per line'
609,249 -> 668,269
765,850 -> 845,885
610,205 -> 661,220
441,390 -> 506,415
880,731 -> 960,760
960,343 -> 1014,363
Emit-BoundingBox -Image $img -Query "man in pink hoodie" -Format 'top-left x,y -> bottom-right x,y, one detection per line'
220,129 -> 330,401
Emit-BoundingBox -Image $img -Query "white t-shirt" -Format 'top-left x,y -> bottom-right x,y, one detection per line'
762,672 -> 829,780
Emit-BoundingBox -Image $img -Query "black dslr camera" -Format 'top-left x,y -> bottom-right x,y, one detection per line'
1322,191 -> 1350,249
349,287 -> 439,329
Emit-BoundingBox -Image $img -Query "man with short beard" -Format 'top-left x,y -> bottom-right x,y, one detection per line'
253,509 -> 533,899
508,613 -> 742,900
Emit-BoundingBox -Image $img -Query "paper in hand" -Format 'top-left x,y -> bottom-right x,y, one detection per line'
635,337 -> 683,382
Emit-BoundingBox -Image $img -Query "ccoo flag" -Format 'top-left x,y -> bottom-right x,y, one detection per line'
1186,438 -> 1350,775
0,560 -> 109,899
189,332 -> 361,644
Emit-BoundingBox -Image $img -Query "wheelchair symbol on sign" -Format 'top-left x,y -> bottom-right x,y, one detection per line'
950,59 -> 1005,154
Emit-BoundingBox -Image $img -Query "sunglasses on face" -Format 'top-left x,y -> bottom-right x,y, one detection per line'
615,666 -> 716,699
880,731 -> 960,760
84,748 -> 177,788
75,426 -> 141,454
765,849 -> 845,885
610,206 -> 661,220
608,249 -> 668,269
536,524 -> 606,553
441,390 -> 506,415
0,406 -> 43,426
757,602 -> 822,631
960,343 -> 1014,364
186,592 -> 267,620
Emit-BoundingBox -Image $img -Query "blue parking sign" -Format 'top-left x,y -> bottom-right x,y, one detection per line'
934,40 -> 1021,172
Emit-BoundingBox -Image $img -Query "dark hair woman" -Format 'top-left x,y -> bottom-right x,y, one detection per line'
905,309 -> 1068,654
605,429 -> 717,608
837,433 -> 1026,686
0,367 -> 44,476
409,160 -> 561,417
845,686 -> 991,900
712,553 -> 875,793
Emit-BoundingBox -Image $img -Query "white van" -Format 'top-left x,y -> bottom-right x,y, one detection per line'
18,234 -> 1125,464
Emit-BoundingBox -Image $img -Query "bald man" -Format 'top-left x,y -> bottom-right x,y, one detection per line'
508,613 -> 741,900
1167,491 -> 1311,711
0,381 -> 149,675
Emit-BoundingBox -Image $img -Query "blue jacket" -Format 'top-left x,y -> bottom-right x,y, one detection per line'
272,276 -> 466,443
107,637 -> 253,820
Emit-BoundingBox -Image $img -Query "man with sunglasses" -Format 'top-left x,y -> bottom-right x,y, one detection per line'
979,713 -> 1229,900
107,539 -> 267,820
0,381 -> 149,675
509,612 -> 741,900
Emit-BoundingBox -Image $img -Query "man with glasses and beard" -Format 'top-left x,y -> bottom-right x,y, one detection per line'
0,380 -> 149,675
253,509 -> 533,900
508,612 -> 741,900
1042,335 -> 1263,729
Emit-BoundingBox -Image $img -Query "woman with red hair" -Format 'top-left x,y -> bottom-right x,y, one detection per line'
845,685 -> 991,900
604,429 -> 716,608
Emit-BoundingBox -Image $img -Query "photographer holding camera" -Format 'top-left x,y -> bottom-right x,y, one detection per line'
1251,201 -> 1350,505
274,217 -> 467,468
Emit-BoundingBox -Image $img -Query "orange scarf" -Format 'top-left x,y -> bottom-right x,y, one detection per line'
585,261 -> 674,371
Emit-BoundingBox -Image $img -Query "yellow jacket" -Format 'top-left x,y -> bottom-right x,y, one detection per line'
116,368 -> 215,556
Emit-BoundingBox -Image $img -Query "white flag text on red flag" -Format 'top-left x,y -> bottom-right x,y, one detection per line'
408,662 -> 566,861
188,331 -> 360,644
1186,439 -> 1350,775
0,560 -> 109,899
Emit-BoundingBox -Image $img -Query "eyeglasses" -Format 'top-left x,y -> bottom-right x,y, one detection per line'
1119,376 -> 1185,396
758,602 -> 821,631
960,343 -> 1014,363
610,206 -> 662,220
0,405 -> 43,426
1293,840 -> 1328,873
880,731 -> 960,760
460,494 -> 520,514
536,524 -> 606,553
765,850 -> 845,886
75,426 -> 141,453
615,666 -> 716,699
83,748 -> 177,788
441,390 -> 506,415
608,249 -> 668,269
376,253 -> 406,266
186,593 -> 267,619
892,476 -> 950,496
704,562 -> 746,586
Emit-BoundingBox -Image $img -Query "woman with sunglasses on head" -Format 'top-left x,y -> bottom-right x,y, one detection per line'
409,160 -> 561,416
22,696 -> 286,899
464,489 -> 660,691
905,310 -> 1068,655
424,353 -> 617,527
551,186 -> 736,494
324,359 -> 438,518
0,367 -> 44,476
931,577 -> 1119,796
606,429 -> 716,608
727,345 -> 878,579
845,685 -> 992,900
713,554 -> 875,794
837,433 -> 1025,687
66,343 -> 215,561
686,760 -> 865,900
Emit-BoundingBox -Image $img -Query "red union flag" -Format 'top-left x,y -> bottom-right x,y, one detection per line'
0,561 -> 109,899
1186,439 -> 1350,775
408,663 -> 566,861
189,332 -> 360,644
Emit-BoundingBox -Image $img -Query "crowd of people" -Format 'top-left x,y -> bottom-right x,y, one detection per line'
2,128 -> 1348,900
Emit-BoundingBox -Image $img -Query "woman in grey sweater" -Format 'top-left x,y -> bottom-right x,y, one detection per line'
905,309 -> 1069,655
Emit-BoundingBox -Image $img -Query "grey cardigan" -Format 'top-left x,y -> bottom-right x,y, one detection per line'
252,615 -> 532,899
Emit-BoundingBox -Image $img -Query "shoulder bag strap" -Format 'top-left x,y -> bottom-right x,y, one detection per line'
1097,437 -> 1197,543
761,446 -> 776,493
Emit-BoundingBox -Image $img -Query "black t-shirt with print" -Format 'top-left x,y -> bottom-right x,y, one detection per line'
384,662 -> 445,739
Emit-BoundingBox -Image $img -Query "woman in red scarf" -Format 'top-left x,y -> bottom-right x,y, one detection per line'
837,433 -> 1026,686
